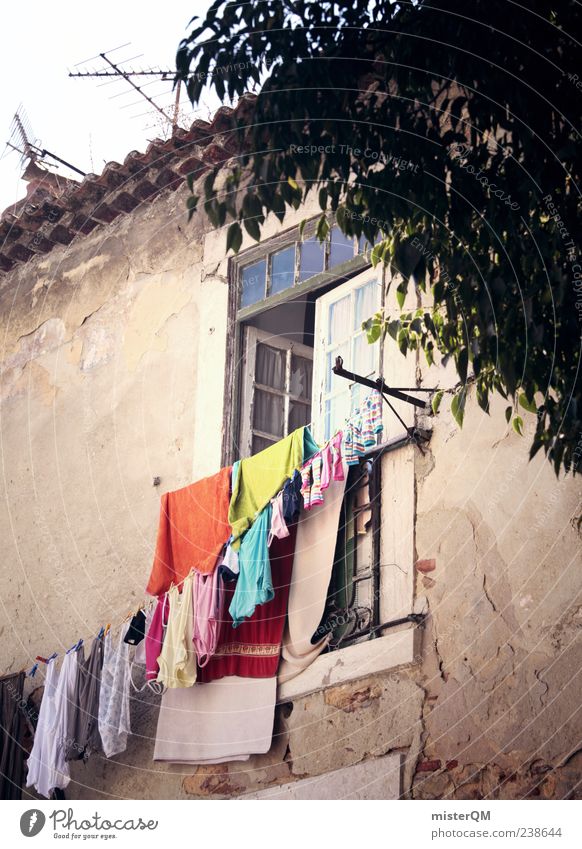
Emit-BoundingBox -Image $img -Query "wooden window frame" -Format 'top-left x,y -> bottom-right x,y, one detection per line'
238,326 -> 314,459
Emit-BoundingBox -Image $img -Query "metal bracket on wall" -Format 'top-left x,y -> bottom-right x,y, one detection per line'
332,355 -> 435,445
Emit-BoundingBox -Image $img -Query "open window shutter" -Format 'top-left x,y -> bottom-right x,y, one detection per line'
312,270 -> 383,443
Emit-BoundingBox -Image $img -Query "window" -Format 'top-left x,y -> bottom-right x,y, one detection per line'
223,216 -> 416,701
312,269 -> 383,442
237,225 -> 377,312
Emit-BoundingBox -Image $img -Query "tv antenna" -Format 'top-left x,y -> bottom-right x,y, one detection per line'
69,44 -> 184,133
5,105 -> 86,177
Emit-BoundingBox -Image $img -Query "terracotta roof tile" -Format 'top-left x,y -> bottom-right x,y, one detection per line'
0,93 -> 257,275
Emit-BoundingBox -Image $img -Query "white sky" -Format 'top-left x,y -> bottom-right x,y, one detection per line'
0,0 -> 218,212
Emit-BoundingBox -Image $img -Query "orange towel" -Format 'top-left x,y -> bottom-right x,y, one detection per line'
147,467 -> 232,596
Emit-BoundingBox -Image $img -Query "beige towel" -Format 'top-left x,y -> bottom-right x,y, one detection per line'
278,464 -> 348,684
154,676 -> 276,763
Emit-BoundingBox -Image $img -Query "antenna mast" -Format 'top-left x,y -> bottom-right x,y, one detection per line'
69,46 -> 182,133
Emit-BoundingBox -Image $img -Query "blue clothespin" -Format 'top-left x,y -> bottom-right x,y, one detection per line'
97,626 -> 104,639
28,662 -> 38,678
66,638 -> 83,654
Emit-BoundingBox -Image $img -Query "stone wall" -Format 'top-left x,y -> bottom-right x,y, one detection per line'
1,178 -> 580,800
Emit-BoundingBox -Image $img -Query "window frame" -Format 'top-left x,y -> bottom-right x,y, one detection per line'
235,218 -> 371,324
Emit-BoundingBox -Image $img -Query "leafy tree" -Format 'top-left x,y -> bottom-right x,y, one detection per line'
176,0 -> 582,474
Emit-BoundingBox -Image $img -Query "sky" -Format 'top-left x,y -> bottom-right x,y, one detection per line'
0,0 -> 218,212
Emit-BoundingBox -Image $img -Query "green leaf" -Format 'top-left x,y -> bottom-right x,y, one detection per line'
187,172 -> 196,192
505,405 -> 513,423
387,319 -> 400,340
287,176 -> 299,190
298,219 -> 308,238
512,415 -> 524,436
371,240 -> 384,268
431,390 -> 444,414
451,389 -> 466,428
518,393 -> 537,414
316,215 -> 329,242
396,284 -> 407,309
244,216 -> 261,241
226,222 -> 242,254
456,347 -> 468,383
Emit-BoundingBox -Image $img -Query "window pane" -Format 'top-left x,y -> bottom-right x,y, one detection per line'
324,391 -> 351,441
329,227 -> 354,268
328,294 -> 351,345
252,435 -> 276,455
299,237 -> 325,282
289,400 -> 311,431
290,355 -> 312,400
353,332 -> 375,376
326,341 -> 349,393
253,389 -> 285,438
270,246 -> 295,295
354,280 -> 380,329
255,343 -> 286,390
241,260 -> 266,308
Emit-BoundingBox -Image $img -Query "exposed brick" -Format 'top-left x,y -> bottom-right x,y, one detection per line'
446,760 -> 459,770
416,558 -> 436,574
416,759 -> 442,772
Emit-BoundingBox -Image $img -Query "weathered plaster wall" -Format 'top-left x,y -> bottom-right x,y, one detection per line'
412,388 -> 582,799
1,180 -> 579,800
0,185 -> 226,674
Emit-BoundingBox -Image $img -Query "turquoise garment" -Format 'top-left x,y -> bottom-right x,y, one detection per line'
229,504 -> 273,628
304,427 -> 319,460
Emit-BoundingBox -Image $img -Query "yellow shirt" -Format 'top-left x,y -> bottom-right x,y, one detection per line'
228,427 -> 319,548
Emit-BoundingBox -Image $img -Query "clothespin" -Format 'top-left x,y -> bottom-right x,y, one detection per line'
104,623 -> 111,636
97,626 -> 105,639
66,638 -> 83,654
28,662 -> 39,678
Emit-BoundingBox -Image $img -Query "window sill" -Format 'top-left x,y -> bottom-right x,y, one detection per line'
277,625 -> 420,703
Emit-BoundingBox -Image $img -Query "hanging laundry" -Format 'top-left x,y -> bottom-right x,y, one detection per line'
134,606 -> 153,667
300,463 -> 313,510
310,453 -> 324,506
154,676 -> 276,764
65,634 -> 104,762
319,431 -> 345,491
98,625 -> 132,758
0,671 -> 26,799
124,610 -> 146,647
228,426 -> 319,546
282,469 -> 302,523
279,459 -> 348,683
229,504 -> 273,627
27,650 -> 78,798
216,540 -> 239,579
192,568 -> 225,668
146,465 -> 232,597
199,526 -> 296,682
362,390 -> 384,446
330,431 -> 346,482
145,594 -> 169,683
157,573 -> 197,689
267,491 -> 289,546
